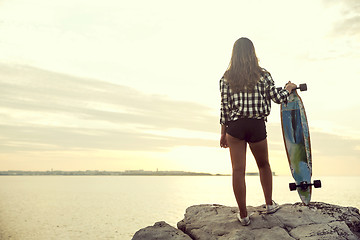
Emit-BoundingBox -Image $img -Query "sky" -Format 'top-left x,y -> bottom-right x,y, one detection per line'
0,0 -> 359,175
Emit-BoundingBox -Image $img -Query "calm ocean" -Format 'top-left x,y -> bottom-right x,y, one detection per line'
0,176 -> 359,239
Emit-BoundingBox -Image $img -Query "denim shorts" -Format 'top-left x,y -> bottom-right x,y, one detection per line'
226,118 -> 267,143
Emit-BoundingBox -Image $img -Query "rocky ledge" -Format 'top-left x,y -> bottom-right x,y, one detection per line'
132,202 -> 360,240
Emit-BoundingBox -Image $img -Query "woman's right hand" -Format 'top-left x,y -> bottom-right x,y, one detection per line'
285,81 -> 297,93
220,134 -> 228,148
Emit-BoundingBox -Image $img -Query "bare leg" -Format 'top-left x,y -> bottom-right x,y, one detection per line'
226,134 -> 248,218
249,139 -> 273,205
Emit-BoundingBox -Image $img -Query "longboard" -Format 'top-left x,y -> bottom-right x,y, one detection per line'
279,84 -> 321,205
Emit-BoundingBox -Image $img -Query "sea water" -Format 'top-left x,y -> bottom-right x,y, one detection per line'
0,176 -> 359,239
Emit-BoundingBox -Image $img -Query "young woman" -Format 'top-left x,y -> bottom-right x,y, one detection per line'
219,37 -> 296,226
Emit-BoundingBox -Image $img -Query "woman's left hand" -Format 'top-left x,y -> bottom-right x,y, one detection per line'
285,81 -> 297,93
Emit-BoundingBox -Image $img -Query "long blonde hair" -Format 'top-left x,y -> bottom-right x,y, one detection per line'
223,37 -> 264,92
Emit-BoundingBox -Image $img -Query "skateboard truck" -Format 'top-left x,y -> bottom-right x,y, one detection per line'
289,180 -> 321,191
277,83 -> 307,92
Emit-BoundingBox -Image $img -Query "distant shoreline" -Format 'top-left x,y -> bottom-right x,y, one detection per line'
0,170 -> 276,176
0,170 -> 228,176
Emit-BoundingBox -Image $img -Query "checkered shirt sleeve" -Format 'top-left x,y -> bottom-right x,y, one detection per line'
220,77 -> 231,125
219,72 -> 289,125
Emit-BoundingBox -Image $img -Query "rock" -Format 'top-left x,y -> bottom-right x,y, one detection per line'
132,221 -> 192,240
177,202 -> 360,240
132,202 -> 360,240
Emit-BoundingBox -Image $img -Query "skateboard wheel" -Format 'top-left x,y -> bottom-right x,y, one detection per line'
299,83 -> 307,91
289,183 -> 297,191
314,180 -> 322,188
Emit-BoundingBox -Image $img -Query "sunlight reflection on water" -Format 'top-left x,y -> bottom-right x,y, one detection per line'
0,176 -> 359,239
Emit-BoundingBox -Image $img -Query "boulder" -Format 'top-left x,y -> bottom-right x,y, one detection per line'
177,202 -> 360,240
132,202 -> 360,240
132,221 -> 192,240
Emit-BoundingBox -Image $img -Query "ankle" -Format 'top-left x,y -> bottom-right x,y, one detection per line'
239,210 -> 248,218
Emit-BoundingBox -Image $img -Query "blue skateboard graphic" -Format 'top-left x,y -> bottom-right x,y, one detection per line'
279,84 -> 321,205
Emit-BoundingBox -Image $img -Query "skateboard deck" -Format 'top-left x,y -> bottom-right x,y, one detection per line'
280,85 -> 320,205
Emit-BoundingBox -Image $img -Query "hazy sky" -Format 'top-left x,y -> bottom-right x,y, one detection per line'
0,0 -> 359,175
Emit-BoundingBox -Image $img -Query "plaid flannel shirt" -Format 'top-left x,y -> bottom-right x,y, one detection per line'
220,71 -> 290,125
